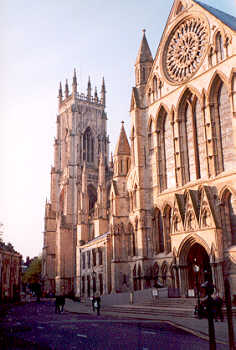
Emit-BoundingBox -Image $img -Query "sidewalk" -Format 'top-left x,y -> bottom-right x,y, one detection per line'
65,298 -> 236,346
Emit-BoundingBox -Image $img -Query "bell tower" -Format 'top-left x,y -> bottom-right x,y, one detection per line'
42,70 -> 111,295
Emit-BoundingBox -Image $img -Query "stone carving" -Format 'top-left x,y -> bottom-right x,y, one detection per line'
163,17 -> 209,83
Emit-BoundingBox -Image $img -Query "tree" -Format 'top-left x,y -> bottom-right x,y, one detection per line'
22,256 -> 42,285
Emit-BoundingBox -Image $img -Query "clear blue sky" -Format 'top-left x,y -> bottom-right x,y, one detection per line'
0,0 -> 235,260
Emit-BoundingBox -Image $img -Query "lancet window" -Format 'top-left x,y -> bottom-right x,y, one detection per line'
83,127 -> 94,163
163,205 -> 172,253
216,32 -> 224,63
148,120 -> 155,154
210,76 -> 235,175
152,208 -> 164,254
178,91 -> 206,185
220,190 -> 236,248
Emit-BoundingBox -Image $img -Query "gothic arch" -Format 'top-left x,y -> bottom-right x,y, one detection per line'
208,72 -> 235,174
156,106 -> 167,192
153,262 -> 159,279
155,103 -> 170,122
83,127 -> 94,163
152,207 -> 164,253
207,70 -> 229,101
156,105 -> 175,190
178,234 -> 210,265
230,68 -> 236,94
177,85 -> 202,111
177,86 -> 206,183
127,222 -> 135,257
148,117 -> 155,153
212,28 -> 226,46
219,186 -> 236,201
163,204 -> 172,253
88,184 -> 97,214
219,187 -> 236,248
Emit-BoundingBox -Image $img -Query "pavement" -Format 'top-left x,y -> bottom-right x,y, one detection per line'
65,298 -> 236,346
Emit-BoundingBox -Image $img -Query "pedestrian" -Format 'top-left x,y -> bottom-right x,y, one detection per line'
91,295 -> 96,312
94,292 -> 101,316
55,295 -> 61,314
55,294 -> 65,314
60,295 -> 65,313
214,294 -> 224,322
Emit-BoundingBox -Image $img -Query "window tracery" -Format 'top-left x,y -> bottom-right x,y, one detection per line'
163,16 -> 209,84
83,127 -> 94,163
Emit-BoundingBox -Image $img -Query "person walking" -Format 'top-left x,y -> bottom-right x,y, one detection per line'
91,295 -> 96,312
94,293 -> 101,316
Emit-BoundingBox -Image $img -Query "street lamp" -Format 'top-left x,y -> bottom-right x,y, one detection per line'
193,259 -> 200,318
201,271 -> 216,350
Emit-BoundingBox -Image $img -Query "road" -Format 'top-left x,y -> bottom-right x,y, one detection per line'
0,299 -> 228,349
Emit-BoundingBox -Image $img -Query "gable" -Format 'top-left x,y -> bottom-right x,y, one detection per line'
199,186 -> 219,229
146,0 -> 235,99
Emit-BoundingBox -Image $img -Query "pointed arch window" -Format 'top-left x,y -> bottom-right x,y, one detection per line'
221,190 -> 236,248
153,76 -> 158,99
179,92 -> 206,184
127,223 -> 135,257
156,108 -> 167,192
216,32 -> 224,63
210,77 -> 235,175
163,205 -> 172,253
152,208 -> 164,253
148,120 -> 154,154
83,127 -> 94,163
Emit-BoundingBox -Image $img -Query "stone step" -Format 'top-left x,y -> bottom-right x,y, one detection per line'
141,298 -> 197,308
102,305 -> 194,318
102,303 -> 236,319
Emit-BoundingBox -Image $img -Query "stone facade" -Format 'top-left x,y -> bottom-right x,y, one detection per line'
42,0 -> 236,299
0,244 -> 22,302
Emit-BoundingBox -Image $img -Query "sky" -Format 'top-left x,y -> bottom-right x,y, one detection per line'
0,0 -> 236,260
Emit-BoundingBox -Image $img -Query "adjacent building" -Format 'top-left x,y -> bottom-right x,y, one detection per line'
42,0 -> 236,300
0,242 -> 21,302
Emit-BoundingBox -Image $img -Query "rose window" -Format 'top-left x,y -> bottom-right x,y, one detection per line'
163,17 -> 209,84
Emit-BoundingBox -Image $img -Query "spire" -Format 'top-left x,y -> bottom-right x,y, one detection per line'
135,29 -> 153,65
94,86 -> 98,102
87,76 -> 91,101
135,29 -> 153,87
65,79 -> 69,98
72,68 -> 77,94
114,121 -> 131,156
101,77 -> 106,106
58,82 -> 63,104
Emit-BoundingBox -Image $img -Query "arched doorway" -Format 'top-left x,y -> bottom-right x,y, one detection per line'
187,243 -> 211,292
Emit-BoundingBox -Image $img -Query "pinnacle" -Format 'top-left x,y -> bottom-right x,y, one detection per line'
135,29 -> 153,65
114,122 -> 130,156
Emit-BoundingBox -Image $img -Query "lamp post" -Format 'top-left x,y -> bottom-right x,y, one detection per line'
193,260 -> 200,318
201,272 -> 216,350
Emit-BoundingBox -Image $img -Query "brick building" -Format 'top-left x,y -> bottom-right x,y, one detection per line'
42,0 -> 236,299
0,242 -> 21,302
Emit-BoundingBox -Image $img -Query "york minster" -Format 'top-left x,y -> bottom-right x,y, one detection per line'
42,0 -> 236,301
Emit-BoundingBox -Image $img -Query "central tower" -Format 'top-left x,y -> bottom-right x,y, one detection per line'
42,70 -> 110,295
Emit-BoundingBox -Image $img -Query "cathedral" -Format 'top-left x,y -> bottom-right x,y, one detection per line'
42,0 -> 236,300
